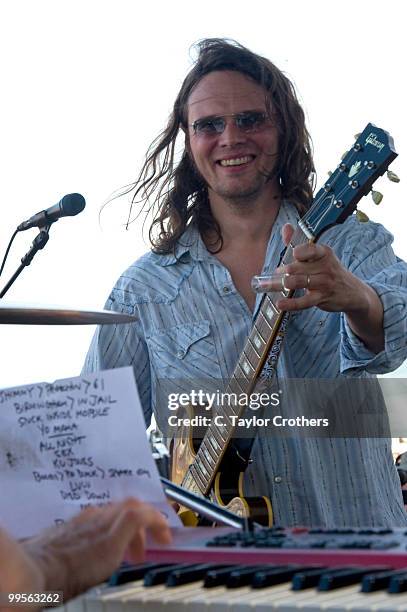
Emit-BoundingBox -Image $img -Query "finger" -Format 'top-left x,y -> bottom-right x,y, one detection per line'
292,243 -> 329,263
126,530 -> 145,564
112,500 -> 172,549
132,505 -> 172,545
281,223 -> 295,247
276,292 -> 323,312
277,260 -> 327,277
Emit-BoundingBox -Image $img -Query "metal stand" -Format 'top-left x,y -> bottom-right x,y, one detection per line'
0,226 -> 50,298
160,477 -> 255,532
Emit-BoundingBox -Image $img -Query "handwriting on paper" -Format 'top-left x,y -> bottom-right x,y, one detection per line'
0,367 -> 179,537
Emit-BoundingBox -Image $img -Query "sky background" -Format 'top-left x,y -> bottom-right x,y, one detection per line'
0,0 -> 406,390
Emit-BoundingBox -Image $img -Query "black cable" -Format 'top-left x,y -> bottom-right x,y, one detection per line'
0,229 -> 19,277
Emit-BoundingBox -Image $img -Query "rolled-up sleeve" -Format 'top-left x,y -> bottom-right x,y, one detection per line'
339,221 -> 407,374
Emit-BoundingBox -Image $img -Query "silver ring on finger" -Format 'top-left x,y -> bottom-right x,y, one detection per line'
306,274 -> 311,289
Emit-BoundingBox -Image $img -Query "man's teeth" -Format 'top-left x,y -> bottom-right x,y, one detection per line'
220,156 -> 252,167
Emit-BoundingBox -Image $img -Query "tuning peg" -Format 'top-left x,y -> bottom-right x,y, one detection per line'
354,133 -> 361,140
356,210 -> 369,222
387,170 -> 400,183
371,190 -> 383,205
327,171 -> 332,177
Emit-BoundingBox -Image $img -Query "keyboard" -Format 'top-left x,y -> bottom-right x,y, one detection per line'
61,560 -> 407,611
57,526 -> 407,611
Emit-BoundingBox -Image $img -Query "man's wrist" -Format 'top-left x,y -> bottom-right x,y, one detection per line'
345,283 -> 384,353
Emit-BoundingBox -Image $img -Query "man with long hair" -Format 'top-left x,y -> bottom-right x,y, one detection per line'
84,39 -> 407,527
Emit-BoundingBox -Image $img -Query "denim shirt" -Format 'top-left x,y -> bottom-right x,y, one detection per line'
83,201 -> 407,526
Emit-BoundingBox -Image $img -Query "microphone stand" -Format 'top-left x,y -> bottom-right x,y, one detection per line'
0,225 -> 50,299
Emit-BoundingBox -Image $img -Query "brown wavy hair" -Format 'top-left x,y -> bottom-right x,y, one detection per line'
123,38 -> 315,254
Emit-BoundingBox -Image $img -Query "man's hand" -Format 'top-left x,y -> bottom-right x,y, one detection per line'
1,498 -> 171,609
274,224 -> 384,353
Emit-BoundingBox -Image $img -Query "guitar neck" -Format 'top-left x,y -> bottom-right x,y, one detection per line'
185,225 -> 312,495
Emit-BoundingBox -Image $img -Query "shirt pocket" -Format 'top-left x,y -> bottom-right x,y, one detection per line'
146,320 -> 222,380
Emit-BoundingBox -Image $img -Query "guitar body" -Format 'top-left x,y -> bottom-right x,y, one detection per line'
170,411 -> 273,527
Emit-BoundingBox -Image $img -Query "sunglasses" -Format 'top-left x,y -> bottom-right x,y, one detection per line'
190,111 -> 268,136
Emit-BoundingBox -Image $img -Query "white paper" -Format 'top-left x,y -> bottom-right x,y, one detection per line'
0,367 -> 180,537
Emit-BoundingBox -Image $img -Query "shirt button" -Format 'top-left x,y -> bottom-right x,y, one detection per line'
176,350 -> 185,359
222,286 -> 231,293
274,476 -> 282,484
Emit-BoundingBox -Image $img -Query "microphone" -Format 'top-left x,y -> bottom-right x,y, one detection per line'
17,193 -> 86,231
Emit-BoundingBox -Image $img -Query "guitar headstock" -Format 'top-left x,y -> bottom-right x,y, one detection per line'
299,123 -> 397,240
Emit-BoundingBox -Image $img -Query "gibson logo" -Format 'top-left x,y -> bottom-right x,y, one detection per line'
365,132 -> 384,152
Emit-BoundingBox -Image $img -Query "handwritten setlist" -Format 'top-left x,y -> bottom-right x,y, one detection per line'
0,367 -> 180,538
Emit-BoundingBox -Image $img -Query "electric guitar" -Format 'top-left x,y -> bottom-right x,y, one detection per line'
170,123 -> 398,526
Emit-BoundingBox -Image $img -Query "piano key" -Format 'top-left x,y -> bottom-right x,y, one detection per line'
133,581 -> 211,611
166,563 -> 226,586
336,590 -> 407,611
212,583 -> 307,611
63,593 -> 88,612
106,577 -> 182,612
278,588 -> 407,612
292,568 -> 335,590
252,565 -> 315,588
318,567 -> 387,591
84,581 -> 146,612
108,563 -> 169,586
143,563 -> 192,585
181,584 -> 237,612
191,583 -> 289,612
204,565 -> 242,587
258,584 -> 361,611
205,582 -> 350,611
110,583 -> 171,612
352,592 -> 407,611
279,584 -> 398,611
388,572 -> 407,593
133,581 -> 258,612
227,565 -> 272,588
361,569 -> 407,593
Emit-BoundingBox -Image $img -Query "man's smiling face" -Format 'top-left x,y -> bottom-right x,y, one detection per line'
187,70 -> 279,204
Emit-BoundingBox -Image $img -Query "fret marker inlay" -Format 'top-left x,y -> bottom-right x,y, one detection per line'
266,305 -> 275,319
242,361 -> 251,375
253,335 -> 262,349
